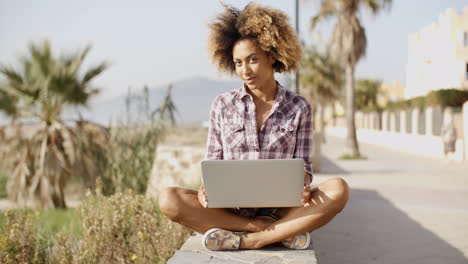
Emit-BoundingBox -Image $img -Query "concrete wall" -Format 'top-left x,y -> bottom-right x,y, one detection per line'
327,126 -> 464,161
328,106 -> 467,161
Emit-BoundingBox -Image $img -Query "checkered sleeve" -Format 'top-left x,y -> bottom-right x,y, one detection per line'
294,102 -> 313,181
205,97 -> 223,160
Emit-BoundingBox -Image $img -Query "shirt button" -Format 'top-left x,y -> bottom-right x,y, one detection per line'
280,127 -> 286,133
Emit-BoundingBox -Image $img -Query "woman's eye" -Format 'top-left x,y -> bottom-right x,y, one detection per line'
250,57 -> 257,62
235,61 -> 242,67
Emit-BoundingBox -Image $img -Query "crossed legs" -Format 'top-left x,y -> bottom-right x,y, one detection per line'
158,177 -> 350,249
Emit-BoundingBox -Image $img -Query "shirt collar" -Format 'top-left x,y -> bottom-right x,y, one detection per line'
237,81 -> 285,103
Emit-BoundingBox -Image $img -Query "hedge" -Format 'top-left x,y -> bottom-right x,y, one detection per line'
375,88 -> 468,112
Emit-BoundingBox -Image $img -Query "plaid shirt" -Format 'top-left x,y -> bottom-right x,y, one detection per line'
204,82 -> 313,216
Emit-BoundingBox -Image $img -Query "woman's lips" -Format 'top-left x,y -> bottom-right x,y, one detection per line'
245,77 -> 255,84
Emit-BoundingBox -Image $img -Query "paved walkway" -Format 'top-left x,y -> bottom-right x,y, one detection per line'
312,135 -> 468,264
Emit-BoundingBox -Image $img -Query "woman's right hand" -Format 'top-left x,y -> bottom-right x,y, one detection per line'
198,184 -> 208,208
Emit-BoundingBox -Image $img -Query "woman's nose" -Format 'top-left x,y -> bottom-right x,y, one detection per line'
242,64 -> 252,75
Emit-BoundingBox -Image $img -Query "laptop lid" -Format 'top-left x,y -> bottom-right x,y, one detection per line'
201,159 -> 304,208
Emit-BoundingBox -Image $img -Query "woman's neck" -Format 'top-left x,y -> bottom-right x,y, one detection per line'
246,78 -> 277,103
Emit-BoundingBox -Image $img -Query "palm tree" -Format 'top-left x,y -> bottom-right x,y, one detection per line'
300,45 -> 343,142
310,0 -> 391,156
0,39 -> 108,208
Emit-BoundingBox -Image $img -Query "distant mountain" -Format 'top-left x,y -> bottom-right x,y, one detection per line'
67,76 -> 244,125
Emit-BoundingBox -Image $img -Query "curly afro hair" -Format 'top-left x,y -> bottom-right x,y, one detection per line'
207,2 -> 302,75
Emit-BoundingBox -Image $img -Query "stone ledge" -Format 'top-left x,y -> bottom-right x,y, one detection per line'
168,233 -> 317,264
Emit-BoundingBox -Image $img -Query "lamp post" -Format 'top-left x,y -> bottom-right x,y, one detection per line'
295,0 -> 300,95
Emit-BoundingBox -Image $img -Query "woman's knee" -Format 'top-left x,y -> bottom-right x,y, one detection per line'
325,178 -> 350,212
158,187 -> 183,221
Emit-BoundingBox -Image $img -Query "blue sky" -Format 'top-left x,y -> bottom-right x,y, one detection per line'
1,0 -> 467,101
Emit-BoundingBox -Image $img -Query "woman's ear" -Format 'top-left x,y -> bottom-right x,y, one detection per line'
269,55 -> 276,65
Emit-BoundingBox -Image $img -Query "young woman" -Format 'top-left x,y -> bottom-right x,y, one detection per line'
158,2 -> 349,251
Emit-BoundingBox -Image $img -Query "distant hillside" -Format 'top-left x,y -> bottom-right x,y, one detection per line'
68,76 -> 243,125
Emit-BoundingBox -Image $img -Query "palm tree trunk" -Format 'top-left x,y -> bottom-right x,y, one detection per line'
311,105 -> 317,131
332,103 -> 336,127
319,102 -> 326,143
345,64 -> 360,156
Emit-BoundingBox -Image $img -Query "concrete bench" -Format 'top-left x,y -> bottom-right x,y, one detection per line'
168,233 -> 317,264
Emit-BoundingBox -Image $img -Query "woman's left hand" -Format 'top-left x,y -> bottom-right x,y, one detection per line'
301,172 -> 312,205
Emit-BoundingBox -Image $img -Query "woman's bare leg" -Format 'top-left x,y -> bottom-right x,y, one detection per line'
159,177 -> 349,249
240,178 -> 350,249
158,187 -> 270,233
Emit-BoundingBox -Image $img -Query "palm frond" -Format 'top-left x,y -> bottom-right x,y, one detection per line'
82,62 -> 108,85
300,45 -> 343,104
0,65 -> 24,85
0,88 -> 18,116
361,0 -> 392,15
309,0 -> 339,31
28,40 -> 53,77
67,45 -> 92,75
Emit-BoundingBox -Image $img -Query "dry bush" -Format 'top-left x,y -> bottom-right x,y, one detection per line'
1,182 -> 191,264
52,180 -> 190,263
0,210 -> 49,264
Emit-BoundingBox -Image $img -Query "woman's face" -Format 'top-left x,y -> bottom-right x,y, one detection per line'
232,38 -> 275,92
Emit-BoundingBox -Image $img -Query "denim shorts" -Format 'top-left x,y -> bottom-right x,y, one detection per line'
230,207 -> 278,218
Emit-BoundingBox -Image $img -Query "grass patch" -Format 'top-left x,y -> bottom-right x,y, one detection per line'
0,174 -> 7,198
0,208 -> 80,238
339,154 -> 368,160
37,208 -> 81,238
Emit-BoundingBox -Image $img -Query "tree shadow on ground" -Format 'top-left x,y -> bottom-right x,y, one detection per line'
319,156 -> 350,174
311,188 -> 467,264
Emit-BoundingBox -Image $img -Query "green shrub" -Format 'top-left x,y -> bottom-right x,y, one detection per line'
380,88 -> 468,112
95,85 -> 175,196
427,89 -> 468,107
98,123 -> 165,196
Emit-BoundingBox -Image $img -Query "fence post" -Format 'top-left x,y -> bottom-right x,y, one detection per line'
369,112 -> 375,130
376,111 -> 380,130
363,113 -> 368,129
426,106 -> 434,136
400,110 -> 407,134
463,102 -> 468,161
412,108 -> 419,135
382,111 -> 388,131
390,111 -> 396,132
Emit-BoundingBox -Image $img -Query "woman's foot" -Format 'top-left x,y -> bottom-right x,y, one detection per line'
202,228 -> 243,250
281,232 -> 311,249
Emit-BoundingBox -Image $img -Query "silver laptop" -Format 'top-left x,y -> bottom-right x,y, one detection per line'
201,159 -> 304,208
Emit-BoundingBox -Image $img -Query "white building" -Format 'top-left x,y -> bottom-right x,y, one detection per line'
405,6 -> 468,98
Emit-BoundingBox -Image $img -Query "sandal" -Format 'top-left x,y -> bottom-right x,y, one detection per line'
202,228 -> 243,250
281,232 -> 311,250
